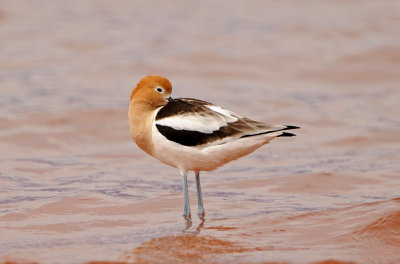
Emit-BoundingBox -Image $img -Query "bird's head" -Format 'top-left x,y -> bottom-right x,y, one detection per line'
130,75 -> 173,108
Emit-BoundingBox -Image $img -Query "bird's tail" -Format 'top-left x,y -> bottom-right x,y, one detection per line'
276,125 -> 300,137
240,125 -> 300,138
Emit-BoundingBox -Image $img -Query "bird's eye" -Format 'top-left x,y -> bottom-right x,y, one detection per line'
156,87 -> 163,93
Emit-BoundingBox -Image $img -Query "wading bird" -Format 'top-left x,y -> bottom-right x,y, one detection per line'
128,75 -> 298,220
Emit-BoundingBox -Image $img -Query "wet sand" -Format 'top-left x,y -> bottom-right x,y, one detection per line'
1,1 -> 400,264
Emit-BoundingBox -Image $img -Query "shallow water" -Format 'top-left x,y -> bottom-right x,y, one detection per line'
1,1 -> 400,264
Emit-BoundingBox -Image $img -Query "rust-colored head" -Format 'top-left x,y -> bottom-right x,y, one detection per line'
130,75 -> 172,108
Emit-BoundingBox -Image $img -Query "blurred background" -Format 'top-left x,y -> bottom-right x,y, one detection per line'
0,1 -> 399,264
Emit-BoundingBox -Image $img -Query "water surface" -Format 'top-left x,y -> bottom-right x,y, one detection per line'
0,1 -> 399,264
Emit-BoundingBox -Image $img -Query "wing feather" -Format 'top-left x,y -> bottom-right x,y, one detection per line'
155,98 -> 298,147
155,98 -> 238,133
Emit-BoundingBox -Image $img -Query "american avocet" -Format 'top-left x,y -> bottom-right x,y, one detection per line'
128,75 -> 299,220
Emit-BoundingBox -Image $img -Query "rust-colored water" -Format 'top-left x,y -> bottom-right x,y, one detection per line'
1,1 -> 400,264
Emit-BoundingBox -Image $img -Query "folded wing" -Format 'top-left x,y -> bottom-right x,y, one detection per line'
155,98 -> 298,147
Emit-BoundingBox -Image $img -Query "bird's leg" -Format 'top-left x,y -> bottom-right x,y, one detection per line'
195,171 -> 205,219
181,171 -> 191,220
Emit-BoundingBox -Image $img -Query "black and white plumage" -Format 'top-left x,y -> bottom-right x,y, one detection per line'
155,98 -> 297,147
150,97 -> 298,173
129,75 -> 299,220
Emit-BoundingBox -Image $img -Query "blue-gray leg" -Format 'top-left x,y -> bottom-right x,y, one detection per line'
195,171 -> 205,219
181,171 -> 191,219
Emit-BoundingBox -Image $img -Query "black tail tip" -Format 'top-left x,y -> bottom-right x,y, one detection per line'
277,132 -> 296,137
285,125 -> 300,130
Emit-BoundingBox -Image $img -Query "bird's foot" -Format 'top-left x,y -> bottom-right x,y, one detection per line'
182,212 -> 192,220
198,211 -> 205,221
183,214 -> 192,230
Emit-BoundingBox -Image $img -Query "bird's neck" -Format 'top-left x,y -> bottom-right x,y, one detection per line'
128,100 -> 156,155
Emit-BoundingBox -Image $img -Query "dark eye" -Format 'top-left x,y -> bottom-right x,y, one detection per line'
156,87 -> 163,93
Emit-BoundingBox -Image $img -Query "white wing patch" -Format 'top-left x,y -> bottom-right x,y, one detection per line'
155,105 -> 239,134
204,105 -> 240,121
